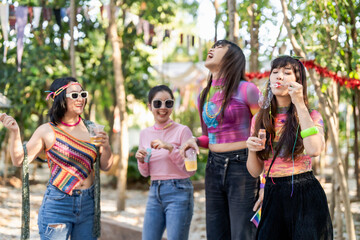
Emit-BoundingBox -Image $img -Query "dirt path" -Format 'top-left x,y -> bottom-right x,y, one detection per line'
1,167 -> 360,239
0,180 -> 206,240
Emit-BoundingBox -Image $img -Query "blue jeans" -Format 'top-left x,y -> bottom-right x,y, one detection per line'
206,149 -> 259,240
142,178 -> 194,240
38,184 -> 96,240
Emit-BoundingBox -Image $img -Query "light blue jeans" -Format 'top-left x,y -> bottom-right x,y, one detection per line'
142,178 -> 194,240
38,184 -> 96,240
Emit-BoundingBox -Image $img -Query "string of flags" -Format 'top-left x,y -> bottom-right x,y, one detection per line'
4,3 -> 355,90
0,2 -> 203,72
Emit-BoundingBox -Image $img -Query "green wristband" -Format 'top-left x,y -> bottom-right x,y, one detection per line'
300,126 -> 319,138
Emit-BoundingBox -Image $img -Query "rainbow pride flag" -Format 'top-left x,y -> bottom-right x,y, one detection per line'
250,207 -> 261,228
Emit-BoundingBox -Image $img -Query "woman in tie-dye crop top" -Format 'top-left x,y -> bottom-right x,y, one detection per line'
199,78 -> 260,145
246,56 -> 333,239
181,40 -> 261,240
0,77 -> 113,239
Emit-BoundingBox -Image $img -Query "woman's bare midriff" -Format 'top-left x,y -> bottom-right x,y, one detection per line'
209,141 -> 247,153
75,173 -> 95,189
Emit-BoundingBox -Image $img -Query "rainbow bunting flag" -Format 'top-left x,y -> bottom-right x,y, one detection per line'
250,207 -> 261,228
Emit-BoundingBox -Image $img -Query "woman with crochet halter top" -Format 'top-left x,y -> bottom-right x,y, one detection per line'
246,55 -> 333,239
0,77 -> 113,240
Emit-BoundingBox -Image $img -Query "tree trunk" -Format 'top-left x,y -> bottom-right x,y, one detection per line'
330,176 -> 335,220
357,90 -> 360,198
198,37 -> 203,62
319,134 -> 329,180
2,133 -> 9,185
347,1 -> 357,46
280,1 -> 356,239
69,0 -> 76,77
335,181 -> 344,240
247,2 -> 260,72
213,0 -> 220,42
109,0 -> 129,211
344,104 -> 351,180
280,0 -> 305,58
353,90 -> 360,198
227,0 -> 238,43
345,26 -> 359,197
310,70 -> 355,240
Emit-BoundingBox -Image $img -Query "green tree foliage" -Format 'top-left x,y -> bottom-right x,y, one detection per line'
0,0 -> 194,140
286,0 -> 359,146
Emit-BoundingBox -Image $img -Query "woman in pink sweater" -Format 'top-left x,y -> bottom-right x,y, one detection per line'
135,85 -> 195,240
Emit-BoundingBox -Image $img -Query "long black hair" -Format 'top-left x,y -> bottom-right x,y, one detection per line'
254,56 -> 308,161
48,77 -> 83,125
199,39 -> 246,119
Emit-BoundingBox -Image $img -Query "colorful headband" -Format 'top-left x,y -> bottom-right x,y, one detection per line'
45,82 -> 81,100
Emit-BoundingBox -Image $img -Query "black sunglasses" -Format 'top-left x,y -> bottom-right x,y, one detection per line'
66,91 -> 88,100
152,99 -> 174,109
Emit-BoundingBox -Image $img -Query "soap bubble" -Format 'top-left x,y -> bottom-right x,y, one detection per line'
258,80 -> 273,109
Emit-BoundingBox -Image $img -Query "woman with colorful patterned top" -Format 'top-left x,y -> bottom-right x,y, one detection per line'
0,77 -> 113,240
180,40 -> 261,239
135,85 -> 195,240
246,55 -> 333,239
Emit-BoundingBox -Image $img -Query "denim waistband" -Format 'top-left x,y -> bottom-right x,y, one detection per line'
47,182 -> 94,196
209,148 -> 248,161
266,171 -> 314,184
151,178 -> 191,186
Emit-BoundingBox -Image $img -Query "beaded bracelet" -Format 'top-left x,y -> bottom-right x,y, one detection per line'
300,126 -> 319,139
260,175 -> 266,189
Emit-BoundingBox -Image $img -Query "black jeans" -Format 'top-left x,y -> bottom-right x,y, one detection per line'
205,149 -> 259,240
257,171 -> 333,240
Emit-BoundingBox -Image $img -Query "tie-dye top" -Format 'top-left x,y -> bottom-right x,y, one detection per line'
250,107 -> 324,177
46,122 -> 97,194
199,80 -> 260,145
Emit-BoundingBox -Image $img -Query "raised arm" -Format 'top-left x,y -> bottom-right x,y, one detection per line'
296,108 -> 324,156
0,113 -> 47,167
287,81 -> 325,157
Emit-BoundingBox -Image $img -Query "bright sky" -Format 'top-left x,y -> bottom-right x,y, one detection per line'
195,0 -> 296,69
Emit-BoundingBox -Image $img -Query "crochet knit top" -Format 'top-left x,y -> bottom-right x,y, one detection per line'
46,122 -> 97,194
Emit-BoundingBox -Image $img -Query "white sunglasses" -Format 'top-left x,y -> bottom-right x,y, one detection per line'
66,91 -> 88,100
